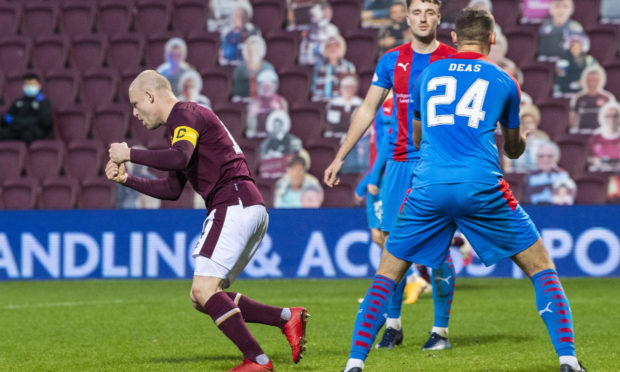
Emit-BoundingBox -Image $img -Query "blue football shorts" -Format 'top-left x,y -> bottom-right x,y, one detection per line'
378,159 -> 417,232
385,180 -> 540,269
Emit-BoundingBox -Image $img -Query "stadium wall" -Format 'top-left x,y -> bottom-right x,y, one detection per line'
1,206 -> 619,280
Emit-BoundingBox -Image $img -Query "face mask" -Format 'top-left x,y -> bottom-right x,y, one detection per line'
24,85 -> 40,97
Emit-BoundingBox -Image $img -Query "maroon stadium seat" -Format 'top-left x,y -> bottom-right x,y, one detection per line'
186,32 -> 220,70
492,0 -> 520,30
25,140 -> 65,181
80,69 -> 118,108
43,69 -> 79,108
200,67 -> 232,106
171,0 -> 208,34
59,1 -> 95,35
69,34 -> 107,71
32,35 -> 69,72
38,177 -> 79,209
97,0 -> 133,37
322,183 -> 355,207
1,177 -> 38,210
502,172 -> 525,203
572,0 -> 601,29
54,105 -> 91,144
144,32 -> 184,69
0,141 -> 27,182
537,98 -> 571,139
603,61 -> 620,99
252,0 -> 285,35
135,0 -> 171,34
65,139 -> 105,181
128,115 -> 167,146
78,176 -> 116,209
0,37 -> 31,72
277,67 -> 311,107
289,103 -> 325,145
213,102 -> 246,140
306,142 -> 337,180
91,104 -> 130,146
0,3 -> 21,36
505,29 -> 539,67
556,134 -> 589,177
255,177 -> 276,208
21,2 -> 57,37
118,69 -> 141,105
521,63 -> 555,103
586,25 -> 620,65
264,31 -> 300,72
330,0 -> 362,35
344,29 -> 379,71
107,34 -> 145,72
356,67 -> 374,97
574,173 -> 609,204
159,183 -> 195,209
240,142 -> 259,176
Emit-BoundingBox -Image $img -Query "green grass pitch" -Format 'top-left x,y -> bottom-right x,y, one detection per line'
0,278 -> 618,371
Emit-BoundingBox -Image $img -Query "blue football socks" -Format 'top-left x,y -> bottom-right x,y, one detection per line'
431,254 -> 455,328
531,269 -> 576,357
349,275 -> 396,360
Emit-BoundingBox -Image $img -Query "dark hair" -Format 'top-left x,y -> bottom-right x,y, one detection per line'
454,7 -> 495,44
406,0 -> 442,10
23,73 -> 41,82
288,155 -> 306,169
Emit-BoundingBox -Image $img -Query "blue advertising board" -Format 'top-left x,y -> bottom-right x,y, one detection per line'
0,206 -> 619,280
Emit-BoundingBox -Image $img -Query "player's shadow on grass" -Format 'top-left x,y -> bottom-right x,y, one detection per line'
149,354 -> 237,363
452,333 -> 533,347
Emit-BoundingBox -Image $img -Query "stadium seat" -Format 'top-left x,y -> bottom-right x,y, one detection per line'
21,2 -> 57,37
436,28 -> 455,48
521,63 -> 555,103
264,31 -> 300,72
128,114 -> 163,146
239,141 -> 259,176
69,34 -> 107,71
322,183 -> 355,207
306,143 -> 337,180
146,134 -> 169,150
32,35 -> 68,72
492,0 -> 520,31
344,29 -> 379,72
255,177 -> 276,208
330,0 -> 362,35
135,0 -> 171,34
186,32 -> 220,70
65,139 -> 105,181
38,177 -> 79,209
572,0 -> 602,29
0,70 -> 5,102
144,32 -> 184,69
59,1 -> 95,35
586,25 -> 620,65
43,69 -> 79,108
213,102 -> 246,140
1,177 -> 38,210
537,98 -> 571,139
603,60 -> 620,99
0,141 -> 27,182
502,172 -> 525,203
0,37 -> 31,72
574,173 -> 609,204
505,29 -> 539,67
171,0 -> 208,34
97,0 -> 133,37
80,69 -> 118,108
556,134 -> 589,177
107,34 -> 145,72
199,67 -> 232,106
252,0 -> 286,35
91,104 -> 130,146
159,184 -> 195,209
356,67 -> 374,97
277,67 -> 311,107
25,140 -> 65,181
0,2 -> 21,36
77,176 -> 116,209
53,105 -> 91,144
289,103 -> 325,145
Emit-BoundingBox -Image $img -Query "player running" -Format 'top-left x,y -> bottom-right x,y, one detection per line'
339,8 -> 586,372
325,0 -> 458,352
106,70 -> 308,372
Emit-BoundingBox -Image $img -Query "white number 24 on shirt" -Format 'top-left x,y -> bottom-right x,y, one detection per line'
426,77 -> 489,128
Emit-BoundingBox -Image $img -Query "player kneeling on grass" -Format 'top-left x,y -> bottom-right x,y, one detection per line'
106,70 -> 309,372
327,8 -> 586,372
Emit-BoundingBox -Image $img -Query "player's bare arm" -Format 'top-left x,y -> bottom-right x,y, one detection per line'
412,118 -> 422,149
501,126 -> 528,159
324,85 -> 389,187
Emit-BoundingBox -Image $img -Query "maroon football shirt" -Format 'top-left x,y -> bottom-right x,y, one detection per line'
126,101 -> 264,211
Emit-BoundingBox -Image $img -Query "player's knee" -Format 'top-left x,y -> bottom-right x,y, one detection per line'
190,285 -> 217,307
371,229 -> 384,246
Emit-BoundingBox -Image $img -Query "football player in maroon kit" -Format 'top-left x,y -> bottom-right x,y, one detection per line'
106,70 -> 308,372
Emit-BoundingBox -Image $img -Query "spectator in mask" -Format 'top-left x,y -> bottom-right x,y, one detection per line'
0,73 -> 52,145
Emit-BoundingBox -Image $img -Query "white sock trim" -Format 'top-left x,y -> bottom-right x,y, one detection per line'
280,308 -> 291,321
559,356 -> 579,368
431,326 -> 448,338
256,354 -> 269,365
344,358 -> 364,371
385,317 -> 402,330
